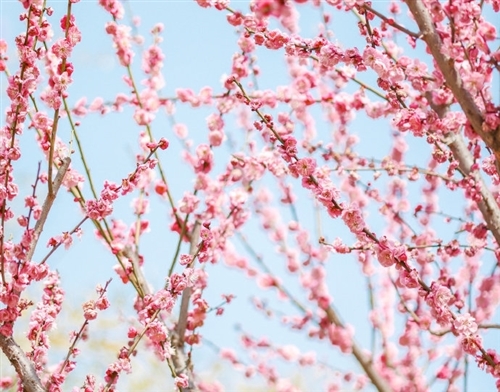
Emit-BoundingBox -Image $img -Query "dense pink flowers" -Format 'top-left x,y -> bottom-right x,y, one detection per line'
99,0 -> 124,19
376,237 -> 408,268
194,144 -> 214,174
104,22 -> 133,66
341,206 -> 365,234
26,271 -> 64,369
206,113 -> 225,146
0,0 -> 499,390
85,199 -> 113,220
425,283 -> 455,327
454,313 -> 478,337
252,0 -> 288,19
295,157 -> 316,176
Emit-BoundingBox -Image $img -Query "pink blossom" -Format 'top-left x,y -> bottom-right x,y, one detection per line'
252,0 -> 286,18
133,108 -> 154,126
175,374 -> 189,388
319,43 -> 343,69
327,324 -> 353,353
194,144 -> 214,174
147,320 -> 168,343
220,348 -> 239,363
82,300 -> 97,321
376,237 -> 407,267
257,274 -> 278,289
209,130 -> 224,146
206,113 -> 224,132
277,344 -> 300,361
174,123 -> 188,138
180,254 -> 194,266
169,273 -> 187,295
265,29 -> 289,50
425,283 -> 455,326
296,157 -> 316,176
51,39 -> 72,59
99,0 -> 124,19
461,334 -> 482,355
104,22 -> 133,66
0,378 -> 12,389
85,199 -> 113,220
341,206 -> 365,234
195,0 -> 212,7
454,313 -> 478,337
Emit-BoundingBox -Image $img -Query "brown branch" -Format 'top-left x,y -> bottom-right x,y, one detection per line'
175,222 -> 200,347
364,5 -> 421,38
445,132 -> 500,244
26,157 -> 71,263
324,307 -> 393,392
121,246 -> 148,299
427,96 -> 500,247
0,334 -> 44,392
171,222 -> 200,392
406,0 -> 500,173
479,323 -> 500,330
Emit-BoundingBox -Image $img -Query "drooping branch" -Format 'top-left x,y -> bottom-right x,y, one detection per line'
0,335 -> 44,392
406,0 -> 500,170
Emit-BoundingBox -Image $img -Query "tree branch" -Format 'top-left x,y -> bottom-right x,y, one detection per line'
428,96 -> 500,246
26,157 -> 71,263
324,306 -> 393,392
364,5 -> 420,38
406,0 -> 500,172
172,221 -> 200,392
0,335 -> 44,392
0,158 -> 71,391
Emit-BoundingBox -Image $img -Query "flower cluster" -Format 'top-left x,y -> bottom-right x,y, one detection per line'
1,0 -> 499,390
375,236 -> 408,268
26,271 -> 64,372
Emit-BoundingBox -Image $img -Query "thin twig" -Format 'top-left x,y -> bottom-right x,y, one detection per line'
364,5 -> 420,38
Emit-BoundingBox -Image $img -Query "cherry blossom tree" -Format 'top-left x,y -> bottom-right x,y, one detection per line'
0,0 -> 499,391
